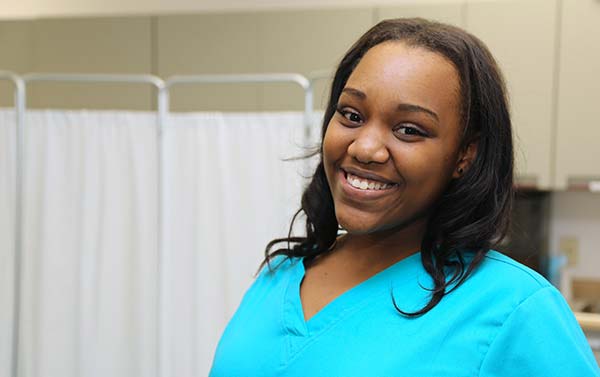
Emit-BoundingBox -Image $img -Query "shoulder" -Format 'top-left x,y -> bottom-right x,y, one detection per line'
257,254 -> 301,279
452,250 -> 565,324
479,250 -> 548,286
423,250 -> 558,318
461,250 -> 552,300
472,252 -> 600,375
250,254 -> 303,294
440,251 -> 599,375
433,250 -> 563,338
431,250 -> 554,317
227,255 -> 301,321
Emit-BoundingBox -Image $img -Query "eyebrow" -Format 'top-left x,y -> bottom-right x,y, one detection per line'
341,87 -> 440,123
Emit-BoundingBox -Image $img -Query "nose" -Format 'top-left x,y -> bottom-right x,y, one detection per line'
347,123 -> 390,164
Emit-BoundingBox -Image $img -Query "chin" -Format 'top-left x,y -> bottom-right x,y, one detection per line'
336,209 -> 426,238
336,214 -> 387,235
339,225 -> 373,236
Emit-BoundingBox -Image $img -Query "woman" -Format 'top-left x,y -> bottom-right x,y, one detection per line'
210,18 -> 599,376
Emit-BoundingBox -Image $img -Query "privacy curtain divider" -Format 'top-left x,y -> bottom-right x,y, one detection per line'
0,71 -> 327,377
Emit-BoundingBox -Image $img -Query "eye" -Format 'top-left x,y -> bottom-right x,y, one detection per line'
336,106 -> 363,125
393,124 -> 427,138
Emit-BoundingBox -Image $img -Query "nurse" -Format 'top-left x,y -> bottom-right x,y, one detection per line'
210,18 -> 600,376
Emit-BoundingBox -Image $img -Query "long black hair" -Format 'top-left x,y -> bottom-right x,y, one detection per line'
261,18 -> 514,316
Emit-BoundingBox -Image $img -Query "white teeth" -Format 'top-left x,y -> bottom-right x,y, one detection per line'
346,173 -> 394,191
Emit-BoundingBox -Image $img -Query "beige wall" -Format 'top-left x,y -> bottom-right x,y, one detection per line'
0,20 -> 33,106
376,2 -> 465,26
158,8 -> 372,111
1,0 -> 465,20
255,9 -> 372,111
0,9 -> 375,111
157,13 -> 260,112
0,17 -> 153,109
28,17 -> 154,110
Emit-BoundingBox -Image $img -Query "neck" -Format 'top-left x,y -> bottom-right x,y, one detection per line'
334,217 -> 427,273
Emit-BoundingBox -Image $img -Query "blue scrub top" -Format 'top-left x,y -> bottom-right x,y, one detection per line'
210,251 -> 599,376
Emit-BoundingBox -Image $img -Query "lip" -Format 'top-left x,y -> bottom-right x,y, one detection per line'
338,169 -> 398,200
341,166 -> 398,185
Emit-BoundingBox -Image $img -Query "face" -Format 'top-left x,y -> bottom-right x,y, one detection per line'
323,41 -> 469,236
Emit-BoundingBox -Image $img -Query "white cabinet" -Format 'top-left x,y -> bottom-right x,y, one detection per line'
555,0 -> 600,190
466,0 -> 558,190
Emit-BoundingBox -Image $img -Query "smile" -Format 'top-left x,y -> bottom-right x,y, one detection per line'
345,172 -> 395,191
338,169 -> 398,202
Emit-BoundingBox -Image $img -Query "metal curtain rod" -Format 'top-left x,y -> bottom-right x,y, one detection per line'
18,71 -> 319,139
22,72 -> 165,88
165,72 -> 310,88
4,70 -> 331,86
165,72 -> 314,138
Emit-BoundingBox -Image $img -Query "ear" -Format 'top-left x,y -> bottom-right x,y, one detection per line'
453,140 -> 478,179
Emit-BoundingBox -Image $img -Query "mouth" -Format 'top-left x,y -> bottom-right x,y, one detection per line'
345,171 -> 396,190
340,169 -> 398,198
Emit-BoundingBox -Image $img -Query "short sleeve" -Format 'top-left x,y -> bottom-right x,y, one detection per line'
479,286 -> 600,377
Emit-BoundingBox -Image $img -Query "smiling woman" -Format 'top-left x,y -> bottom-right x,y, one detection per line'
323,42 -> 466,253
209,18 -> 600,376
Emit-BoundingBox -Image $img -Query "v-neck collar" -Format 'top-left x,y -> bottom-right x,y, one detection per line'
282,251 -> 424,343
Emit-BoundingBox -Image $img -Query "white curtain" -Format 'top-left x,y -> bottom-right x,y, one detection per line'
1,109 -> 17,377
0,109 -> 321,377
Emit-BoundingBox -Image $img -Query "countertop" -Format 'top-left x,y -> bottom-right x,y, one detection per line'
575,312 -> 600,332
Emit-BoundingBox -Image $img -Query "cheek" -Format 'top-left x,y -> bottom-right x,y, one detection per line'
393,144 -> 457,184
322,123 -> 345,166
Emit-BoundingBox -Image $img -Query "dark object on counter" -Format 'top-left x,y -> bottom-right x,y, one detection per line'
500,190 -> 551,276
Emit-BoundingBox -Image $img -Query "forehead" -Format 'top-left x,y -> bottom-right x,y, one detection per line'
344,42 -> 461,113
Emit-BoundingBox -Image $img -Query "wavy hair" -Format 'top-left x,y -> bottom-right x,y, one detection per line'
260,18 -> 514,316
